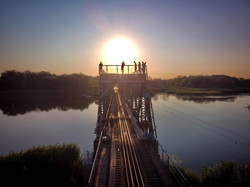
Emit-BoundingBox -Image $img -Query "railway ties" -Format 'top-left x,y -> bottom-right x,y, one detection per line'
91,64 -> 179,187
115,142 -> 124,187
137,141 -> 163,187
93,92 -> 175,187
117,93 -> 145,187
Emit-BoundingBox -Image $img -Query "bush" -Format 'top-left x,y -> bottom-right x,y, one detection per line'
179,161 -> 250,187
201,161 -> 250,187
0,144 -> 84,187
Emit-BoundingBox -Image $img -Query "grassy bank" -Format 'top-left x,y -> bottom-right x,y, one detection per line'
149,87 -> 250,95
1,144 -> 249,186
182,161 -> 250,187
0,144 -> 88,187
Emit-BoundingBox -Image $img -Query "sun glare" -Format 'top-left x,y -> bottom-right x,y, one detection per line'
102,37 -> 139,65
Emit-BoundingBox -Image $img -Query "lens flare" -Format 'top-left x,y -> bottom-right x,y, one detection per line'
102,37 -> 139,65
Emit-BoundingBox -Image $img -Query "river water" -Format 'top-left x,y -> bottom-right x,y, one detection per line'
0,94 -> 249,171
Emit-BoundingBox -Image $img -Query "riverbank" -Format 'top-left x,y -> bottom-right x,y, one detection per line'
1,86 -> 250,98
149,87 -> 250,95
0,144 -> 88,186
1,144 -> 249,187
181,161 -> 250,186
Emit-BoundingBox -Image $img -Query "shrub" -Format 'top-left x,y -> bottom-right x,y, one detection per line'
0,144 -> 84,187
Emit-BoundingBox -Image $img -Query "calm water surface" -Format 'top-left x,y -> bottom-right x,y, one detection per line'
0,94 -> 249,171
152,94 -> 250,171
0,103 -> 97,155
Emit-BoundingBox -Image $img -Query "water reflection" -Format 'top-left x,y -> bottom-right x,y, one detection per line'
176,96 -> 237,103
245,106 -> 250,123
0,91 -> 95,116
153,94 -> 237,104
152,94 -> 250,171
246,106 -> 250,113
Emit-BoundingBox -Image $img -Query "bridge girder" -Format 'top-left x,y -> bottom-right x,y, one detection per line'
97,64 -> 157,138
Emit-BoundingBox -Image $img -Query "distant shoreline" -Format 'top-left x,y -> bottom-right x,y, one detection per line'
1,87 -> 250,97
0,89 -> 95,98
149,87 -> 250,96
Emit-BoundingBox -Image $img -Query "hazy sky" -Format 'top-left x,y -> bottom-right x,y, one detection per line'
1,0 -> 250,78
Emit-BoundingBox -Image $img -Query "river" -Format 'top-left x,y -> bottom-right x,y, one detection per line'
0,94 -> 249,171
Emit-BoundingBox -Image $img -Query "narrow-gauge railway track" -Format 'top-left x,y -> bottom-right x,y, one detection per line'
116,92 -> 145,187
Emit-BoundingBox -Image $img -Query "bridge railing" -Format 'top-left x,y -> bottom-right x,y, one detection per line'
99,65 -> 147,75
87,94 -> 113,187
157,141 -> 189,187
87,131 -> 103,187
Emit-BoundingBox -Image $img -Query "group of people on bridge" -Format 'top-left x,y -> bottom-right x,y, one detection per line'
133,61 -> 147,74
120,61 -> 147,74
99,61 -> 147,74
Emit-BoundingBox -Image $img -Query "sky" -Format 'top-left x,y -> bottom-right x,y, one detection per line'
0,0 -> 250,79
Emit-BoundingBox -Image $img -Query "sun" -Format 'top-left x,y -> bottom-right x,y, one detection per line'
102,37 -> 139,65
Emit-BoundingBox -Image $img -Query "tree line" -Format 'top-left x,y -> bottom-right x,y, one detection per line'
0,70 -> 98,93
149,75 -> 250,89
1,71 -> 250,93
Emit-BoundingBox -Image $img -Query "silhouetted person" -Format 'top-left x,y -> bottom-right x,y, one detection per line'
142,61 -> 145,74
99,61 -> 103,73
121,61 -> 125,73
134,61 -> 137,72
138,61 -> 141,73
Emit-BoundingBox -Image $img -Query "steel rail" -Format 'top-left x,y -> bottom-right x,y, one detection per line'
88,95 -> 113,187
119,115 -> 140,187
119,104 -> 141,186
117,92 -> 145,187
121,116 -> 142,186
118,108 -> 137,187
118,114 -> 131,186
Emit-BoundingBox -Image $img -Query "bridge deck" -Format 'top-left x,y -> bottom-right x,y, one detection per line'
92,91 -> 175,187
93,142 -> 110,187
99,64 -> 147,83
89,63 -> 188,187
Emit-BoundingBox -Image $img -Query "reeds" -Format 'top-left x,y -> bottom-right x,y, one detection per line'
179,161 -> 250,187
0,144 -> 85,187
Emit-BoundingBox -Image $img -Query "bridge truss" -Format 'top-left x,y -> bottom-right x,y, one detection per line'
96,64 -> 157,138
88,63 -> 189,187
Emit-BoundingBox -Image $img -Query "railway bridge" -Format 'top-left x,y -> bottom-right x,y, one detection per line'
88,63 -> 188,187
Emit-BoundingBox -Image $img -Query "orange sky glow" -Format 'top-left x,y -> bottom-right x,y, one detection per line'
0,1 -> 249,79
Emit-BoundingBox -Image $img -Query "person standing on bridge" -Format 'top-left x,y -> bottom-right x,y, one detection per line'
99,61 -> 103,73
134,61 -> 137,72
142,61 -> 146,74
121,61 -> 125,73
138,61 -> 141,73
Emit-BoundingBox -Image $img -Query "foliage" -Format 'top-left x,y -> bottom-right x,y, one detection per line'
181,161 -> 250,187
149,75 -> 250,88
148,75 -> 250,95
201,161 -> 250,187
0,144 -> 85,187
1,71 -> 249,95
166,75 -> 250,88
0,70 -> 98,94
